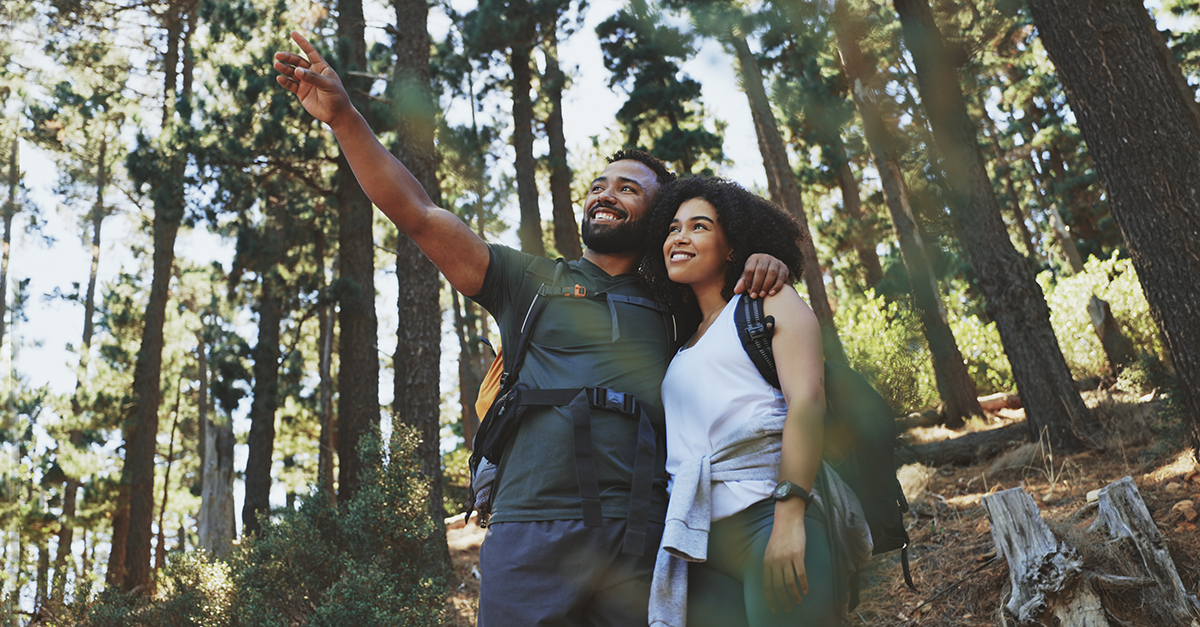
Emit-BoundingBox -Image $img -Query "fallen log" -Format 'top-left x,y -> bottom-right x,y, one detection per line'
906,422 -> 1029,466
978,392 -> 1021,412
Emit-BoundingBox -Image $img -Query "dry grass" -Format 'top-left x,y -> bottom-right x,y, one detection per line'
443,386 -> 1199,626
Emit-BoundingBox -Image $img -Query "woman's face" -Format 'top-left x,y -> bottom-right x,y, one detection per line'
663,197 -> 733,288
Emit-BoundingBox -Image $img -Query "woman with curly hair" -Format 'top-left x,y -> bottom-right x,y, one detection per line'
643,177 -> 840,627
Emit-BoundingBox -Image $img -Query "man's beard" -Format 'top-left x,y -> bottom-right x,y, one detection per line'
582,213 -> 647,254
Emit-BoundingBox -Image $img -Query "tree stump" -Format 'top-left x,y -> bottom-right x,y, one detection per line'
982,487 -> 1106,625
1087,295 -> 1136,374
984,478 -> 1200,626
1088,476 -> 1200,626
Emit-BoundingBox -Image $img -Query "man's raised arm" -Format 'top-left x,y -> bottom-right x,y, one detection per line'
273,30 -> 488,296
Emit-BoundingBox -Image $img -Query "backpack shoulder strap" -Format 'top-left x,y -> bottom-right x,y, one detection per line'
503,257 -> 568,387
735,295 -> 780,388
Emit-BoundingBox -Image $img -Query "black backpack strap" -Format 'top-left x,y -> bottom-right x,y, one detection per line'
519,386 -> 658,556
734,295 -> 779,388
468,257 -> 567,497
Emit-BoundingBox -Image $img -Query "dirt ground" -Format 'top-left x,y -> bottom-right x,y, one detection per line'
441,386 -> 1200,626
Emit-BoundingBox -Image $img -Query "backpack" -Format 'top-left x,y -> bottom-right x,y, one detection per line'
734,295 -> 916,607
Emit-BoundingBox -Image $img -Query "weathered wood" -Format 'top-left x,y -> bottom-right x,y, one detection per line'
1088,476 -> 1200,625
1087,296 -> 1136,374
982,487 -> 1107,626
908,422 -> 1029,466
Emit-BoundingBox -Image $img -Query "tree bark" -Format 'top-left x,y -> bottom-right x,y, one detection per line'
982,487 -> 1105,625
729,34 -> 847,365
315,230 -> 336,502
1028,0 -> 1200,454
390,0 -> 450,566
451,288 -> 484,449
544,24 -> 582,261
242,202 -> 285,537
106,428 -> 130,587
892,0 -> 1089,450
511,30 -> 544,257
0,135 -> 16,356
335,0 -> 380,504
197,328 -> 235,558
123,0 -> 193,591
154,381 -> 182,572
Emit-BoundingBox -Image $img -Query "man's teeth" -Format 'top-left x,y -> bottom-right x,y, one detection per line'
594,210 -> 619,220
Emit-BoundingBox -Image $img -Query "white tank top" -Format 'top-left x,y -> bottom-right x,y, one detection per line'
662,295 -> 787,520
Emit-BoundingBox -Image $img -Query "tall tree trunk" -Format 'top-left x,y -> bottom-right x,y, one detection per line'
315,230 -> 336,502
123,1 -> 194,591
980,110 -> 1039,259
544,25 -> 582,260
892,0 -> 1089,450
196,327 -> 235,557
452,288 -> 482,449
1,135 -> 17,357
57,141 -> 104,595
242,202 -> 286,537
832,0 -> 983,427
106,428 -> 130,587
831,143 -> 883,287
154,382 -> 182,572
1028,0 -> 1200,453
57,145 -> 106,598
335,0 -> 380,504
511,23 -> 544,257
36,541 -> 49,606
729,34 -> 847,365
390,0 -> 450,566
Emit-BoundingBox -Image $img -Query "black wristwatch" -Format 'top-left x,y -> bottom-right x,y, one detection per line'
772,480 -> 814,505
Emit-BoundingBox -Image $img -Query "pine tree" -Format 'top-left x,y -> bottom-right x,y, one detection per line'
892,0 -> 1089,449
1029,0 -> 1200,451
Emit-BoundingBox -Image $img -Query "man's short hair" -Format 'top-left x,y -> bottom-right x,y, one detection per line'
606,149 -> 677,188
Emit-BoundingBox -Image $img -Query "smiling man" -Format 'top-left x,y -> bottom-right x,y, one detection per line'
272,31 -> 787,626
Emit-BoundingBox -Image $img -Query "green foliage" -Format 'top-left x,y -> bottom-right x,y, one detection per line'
79,426 -> 449,627
1039,254 -> 1163,379
596,0 -> 724,174
944,287 -> 1015,396
835,289 -> 939,414
442,447 -> 471,518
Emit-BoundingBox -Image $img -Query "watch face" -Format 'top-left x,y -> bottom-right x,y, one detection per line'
773,482 -> 790,500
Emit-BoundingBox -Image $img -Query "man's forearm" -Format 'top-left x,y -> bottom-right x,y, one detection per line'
328,108 -> 438,231
325,106 -> 490,295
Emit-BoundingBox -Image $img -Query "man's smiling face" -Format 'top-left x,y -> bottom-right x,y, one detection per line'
581,159 -> 661,254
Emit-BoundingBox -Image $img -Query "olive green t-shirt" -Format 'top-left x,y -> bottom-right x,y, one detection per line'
470,244 -> 675,523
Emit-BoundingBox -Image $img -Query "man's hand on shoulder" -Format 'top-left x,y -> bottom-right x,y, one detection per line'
734,253 -> 791,299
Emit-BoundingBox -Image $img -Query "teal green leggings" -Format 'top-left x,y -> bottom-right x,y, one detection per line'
687,499 -> 841,627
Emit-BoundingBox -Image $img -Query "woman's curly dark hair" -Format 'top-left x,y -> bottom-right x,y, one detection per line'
640,176 -> 806,321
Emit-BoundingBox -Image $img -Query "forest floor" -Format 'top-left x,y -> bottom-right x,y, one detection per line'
440,384 -> 1200,626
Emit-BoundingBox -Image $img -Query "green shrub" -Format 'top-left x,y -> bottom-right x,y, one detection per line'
82,425 -> 450,627
944,284 -> 1015,396
1039,253 -> 1163,379
836,289 -> 939,414
442,447 -> 471,518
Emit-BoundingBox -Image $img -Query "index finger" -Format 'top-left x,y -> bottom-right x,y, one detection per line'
290,30 -> 326,65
